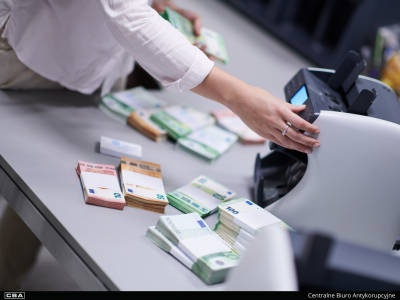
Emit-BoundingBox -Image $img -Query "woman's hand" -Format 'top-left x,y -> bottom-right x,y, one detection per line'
151,0 -> 213,59
230,86 -> 320,153
192,67 -> 321,154
152,1 -> 202,35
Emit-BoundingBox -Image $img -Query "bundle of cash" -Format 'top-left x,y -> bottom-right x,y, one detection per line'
146,226 -> 194,269
99,86 -> 168,141
167,175 -> 236,218
177,125 -> 238,162
153,213 -> 240,284
150,105 -> 215,140
128,109 -> 167,142
214,198 -> 291,254
161,7 -> 229,64
211,109 -> 266,145
119,157 -> 168,213
76,161 -> 125,210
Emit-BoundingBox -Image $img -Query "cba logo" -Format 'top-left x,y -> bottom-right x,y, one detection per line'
4,293 -> 25,299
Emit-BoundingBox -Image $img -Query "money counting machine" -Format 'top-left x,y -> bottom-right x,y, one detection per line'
254,51 -> 400,252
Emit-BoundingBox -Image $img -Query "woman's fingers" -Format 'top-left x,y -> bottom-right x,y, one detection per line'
284,104 -> 319,134
272,129 -> 313,154
177,9 -> 202,36
277,122 -> 320,148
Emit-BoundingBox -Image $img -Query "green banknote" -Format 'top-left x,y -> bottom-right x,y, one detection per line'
99,86 -> 166,123
167,175 -> 236,218
150,105 -> 215,140
161,7 -> 229,64
177,125 -> 238,163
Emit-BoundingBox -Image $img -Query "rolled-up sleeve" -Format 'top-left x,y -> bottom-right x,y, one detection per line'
97,0 -> 214,92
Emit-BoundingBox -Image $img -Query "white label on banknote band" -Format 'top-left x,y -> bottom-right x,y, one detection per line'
80,172 -> 122,192
186,126 -> 237,154
177,184 -> 221,211
85,186 -> 125,203
233,240 -> 247,255
236,234 -> 249,248
178,234 -> 231,262
222,199 -> 260,216
121,170 -> 165,193
233,209 -> 281,235
170,246 -> 194,269
149,226 -> 194,269
164,106 -> 214,131
161,213 -> 213,241
238,228 -> 255,243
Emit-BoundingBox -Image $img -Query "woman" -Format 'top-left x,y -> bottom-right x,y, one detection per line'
0,0 -> 320,290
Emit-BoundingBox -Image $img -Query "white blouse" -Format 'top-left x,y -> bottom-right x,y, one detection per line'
0,0 -> 214,95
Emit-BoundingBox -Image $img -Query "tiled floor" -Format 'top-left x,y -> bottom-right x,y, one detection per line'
0,196 -> 81,291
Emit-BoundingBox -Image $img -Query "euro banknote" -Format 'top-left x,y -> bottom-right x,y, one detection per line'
150,105 -> 215,140
161,7 -> 229,64
167,175 -> 236,218
177,125 -> 238,163
211,109 -> 266,145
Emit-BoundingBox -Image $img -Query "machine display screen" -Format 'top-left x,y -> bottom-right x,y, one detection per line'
290,85 -> 308,105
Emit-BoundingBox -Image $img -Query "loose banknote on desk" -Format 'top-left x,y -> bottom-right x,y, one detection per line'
100,136 -> 142,160
150,105 -> 215,140
99,86 -> 168,141
177,125 -> 238,162
167,175 -> 236,218
119,157 -> 168,213
76,161 -> 125,210
149,213 -> 240,284
160,7 -> 229,64
211,109 -> 266,145
214,198 -> 292,254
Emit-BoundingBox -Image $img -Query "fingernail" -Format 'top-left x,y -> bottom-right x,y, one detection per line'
313,143 -> 320,148
305,149 -> 312,154
314,130 -> 320,134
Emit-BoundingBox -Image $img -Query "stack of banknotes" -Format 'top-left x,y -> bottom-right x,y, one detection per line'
211,109 -> 266,145
119,157 -> 168,213
150,105 -> 215,140
99,86 -> 167,141
214,198 -> 291,254
161,7 -> 229,64
167,175 -> 236,218
76,161 -> 125,210
146,213 -> 240,284
177,125 -> 238,163
128,109 -> 167,142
